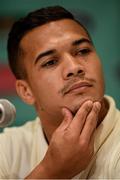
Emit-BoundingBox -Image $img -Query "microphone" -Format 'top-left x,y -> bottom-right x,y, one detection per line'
0,99 -> 16,128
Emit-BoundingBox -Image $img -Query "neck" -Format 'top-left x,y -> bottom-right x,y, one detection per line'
38,111 -> 63,143
97,97 -> 109,127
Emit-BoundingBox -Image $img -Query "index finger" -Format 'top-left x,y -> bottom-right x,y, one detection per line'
69,100 -> 93,135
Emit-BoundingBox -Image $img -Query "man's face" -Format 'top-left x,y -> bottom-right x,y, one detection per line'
19,19 -> 105,121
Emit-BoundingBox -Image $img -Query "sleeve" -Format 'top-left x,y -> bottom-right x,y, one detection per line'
0,131 -> 13,179
0,122 -> 35,179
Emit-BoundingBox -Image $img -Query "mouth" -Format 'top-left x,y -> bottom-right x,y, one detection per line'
65,81 -> 93,95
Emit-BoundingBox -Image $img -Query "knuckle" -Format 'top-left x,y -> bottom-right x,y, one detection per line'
79,138 -> 94,152
79,139 -> 88,149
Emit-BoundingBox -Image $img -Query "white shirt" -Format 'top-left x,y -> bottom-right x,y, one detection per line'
0,118 -> 48,179
0,96 -> 120,179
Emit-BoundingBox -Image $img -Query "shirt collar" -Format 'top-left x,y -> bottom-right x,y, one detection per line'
94,95 -> 118,153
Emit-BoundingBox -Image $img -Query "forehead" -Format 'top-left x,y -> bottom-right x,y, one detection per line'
20,19 -> 90,54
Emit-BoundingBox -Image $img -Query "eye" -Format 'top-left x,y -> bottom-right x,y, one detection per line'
41,59 -> 58,68
77,48 -> 92,56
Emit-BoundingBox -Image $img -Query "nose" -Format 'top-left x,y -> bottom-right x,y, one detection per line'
63,55 -> 85,80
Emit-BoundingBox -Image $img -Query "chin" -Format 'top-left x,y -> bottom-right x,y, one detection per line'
68,94 -> 103,115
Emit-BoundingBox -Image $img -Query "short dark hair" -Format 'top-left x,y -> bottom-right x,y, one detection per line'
7,5 -> 91,79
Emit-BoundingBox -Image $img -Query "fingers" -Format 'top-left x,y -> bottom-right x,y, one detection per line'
69,100 -> 93,134
80,102 -> 101,144
58,107 -> 73,130
59,100 -> 101,143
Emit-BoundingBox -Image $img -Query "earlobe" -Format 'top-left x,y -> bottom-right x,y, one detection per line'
16,80 -> 35,105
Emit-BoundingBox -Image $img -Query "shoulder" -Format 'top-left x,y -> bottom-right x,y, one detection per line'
107,138 -> 120,178
0,117 -> 41,178
0,117 -> 41,151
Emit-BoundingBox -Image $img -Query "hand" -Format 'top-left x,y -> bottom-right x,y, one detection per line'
25,100 -> 101,179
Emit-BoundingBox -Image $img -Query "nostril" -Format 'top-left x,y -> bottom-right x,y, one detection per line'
67,72 -> 74,77
78,70 -> 83,74
67,70 -> 84,78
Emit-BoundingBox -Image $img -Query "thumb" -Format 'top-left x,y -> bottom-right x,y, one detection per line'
59,107 -> 73,130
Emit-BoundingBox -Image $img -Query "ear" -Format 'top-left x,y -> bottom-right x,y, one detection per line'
16,80 -> 35,105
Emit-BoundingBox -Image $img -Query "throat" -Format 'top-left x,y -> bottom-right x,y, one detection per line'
40,114 -> 63,144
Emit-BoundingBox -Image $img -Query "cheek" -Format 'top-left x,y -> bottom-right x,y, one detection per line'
93,61 -> 105,91
96,61 -> 104,82
33,75 -> 64,112
87,59 -> 105,88
90,57 -> 104,78
33,73 -> 61,99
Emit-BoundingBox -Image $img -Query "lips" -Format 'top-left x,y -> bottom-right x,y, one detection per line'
65,81 -> 92,94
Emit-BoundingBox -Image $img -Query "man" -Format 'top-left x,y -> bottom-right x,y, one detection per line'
0,5 -> 120,179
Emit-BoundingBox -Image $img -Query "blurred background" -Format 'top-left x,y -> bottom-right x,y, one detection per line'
0,0 -> 120,131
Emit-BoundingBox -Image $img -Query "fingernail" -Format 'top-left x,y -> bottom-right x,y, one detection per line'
86,100 -> 93,108
84,100 -> 93,113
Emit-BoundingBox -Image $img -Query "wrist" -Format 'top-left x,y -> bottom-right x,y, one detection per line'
25,160 -> 51,179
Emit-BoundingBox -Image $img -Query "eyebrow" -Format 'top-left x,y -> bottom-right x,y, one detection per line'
34,49 -> 56,65
34,38 -> 93,65
72,38 -> 93,46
